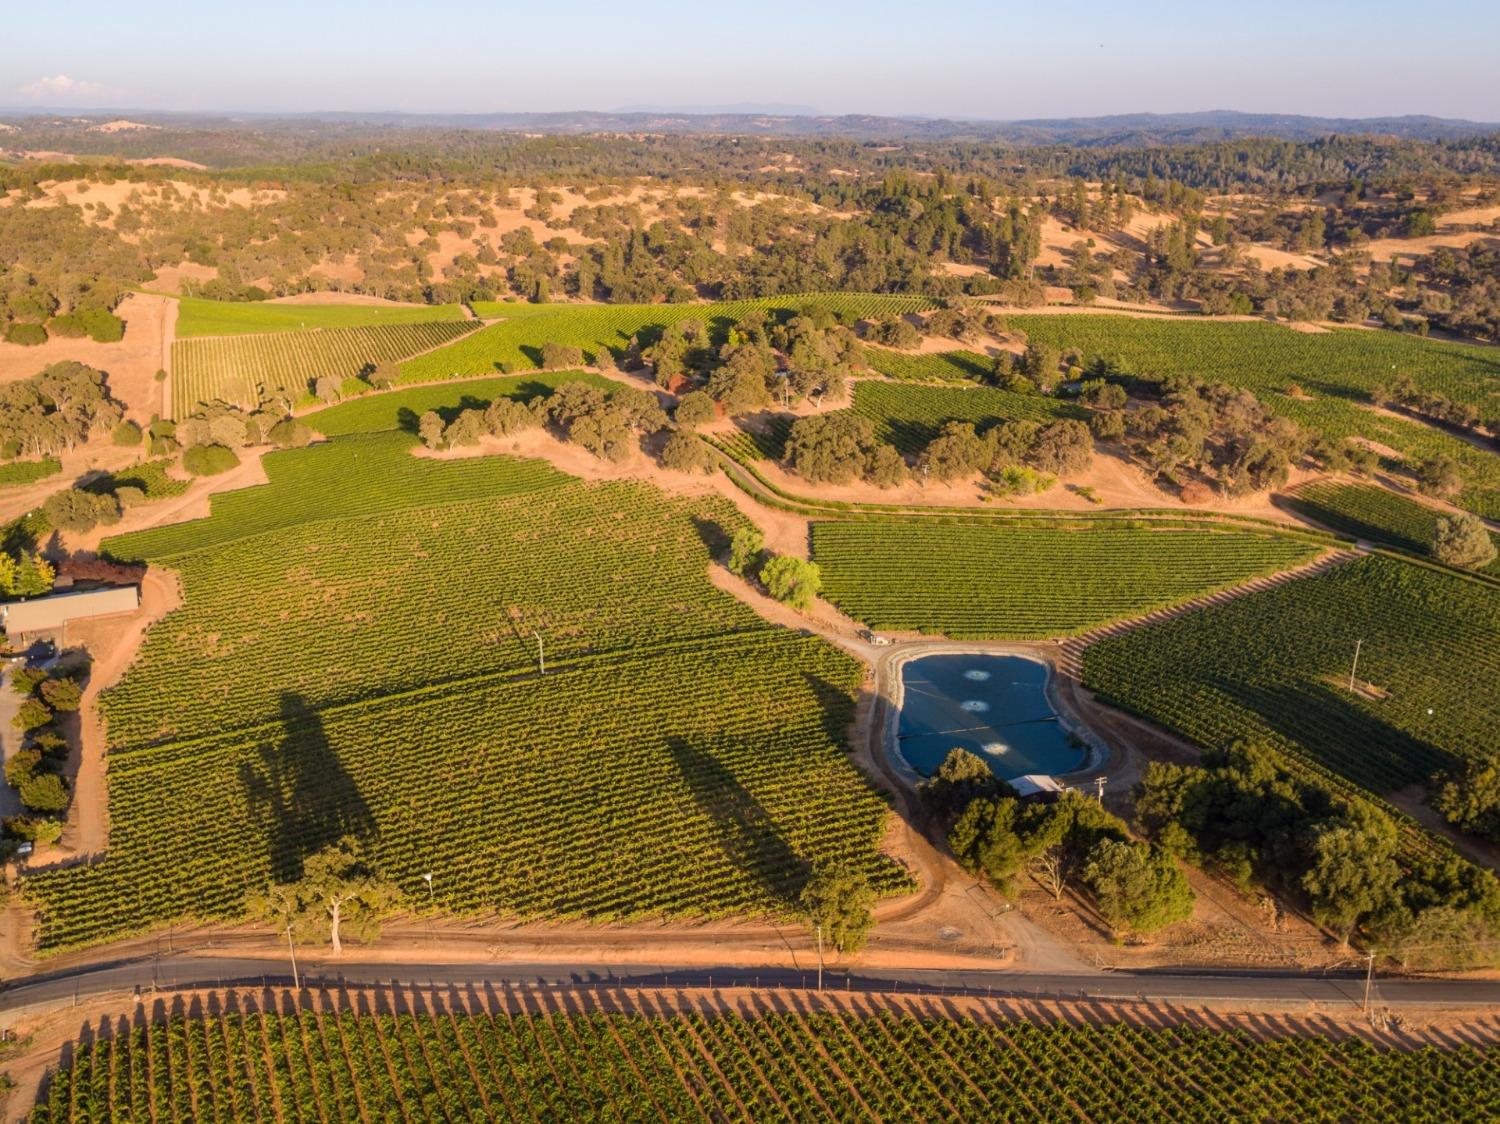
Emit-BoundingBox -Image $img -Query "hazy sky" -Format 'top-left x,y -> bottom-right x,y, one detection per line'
7,0 -> 1499,121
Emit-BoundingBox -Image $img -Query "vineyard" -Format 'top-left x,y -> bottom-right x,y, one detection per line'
170,320 -> 480,418
850,382 -> 1086,453
82,459 -> 190,503
29,428 -> 900,950
398,293 -> 936,383
1010,314 -> 1500,518
0,457 -> 61,488
1082,555 -> 1500,796
711,415 -> 796,463
863,348 -> 993,382
810,520 -> 1325,638
29,1002 -> 1496,1122
307,371 -> 614,437
1284,479 -> 1500,576
173,298 -> 469,338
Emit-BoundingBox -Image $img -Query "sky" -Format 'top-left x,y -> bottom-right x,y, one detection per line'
6,0 -> 1499,122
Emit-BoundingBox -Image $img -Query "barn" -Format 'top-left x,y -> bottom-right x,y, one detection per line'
2,586 -> 140,641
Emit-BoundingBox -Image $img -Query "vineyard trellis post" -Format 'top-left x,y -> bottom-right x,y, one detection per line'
285,924 -> 300,992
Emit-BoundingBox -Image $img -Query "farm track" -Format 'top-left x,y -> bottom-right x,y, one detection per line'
1056,548 -> 1362,678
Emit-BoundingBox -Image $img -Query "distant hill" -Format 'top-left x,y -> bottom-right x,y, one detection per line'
1,107 -> 1495,151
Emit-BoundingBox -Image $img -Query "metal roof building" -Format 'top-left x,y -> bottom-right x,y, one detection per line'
2,586 -> 140,637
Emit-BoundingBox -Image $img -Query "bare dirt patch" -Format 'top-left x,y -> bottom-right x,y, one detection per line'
0,291 -> 171,421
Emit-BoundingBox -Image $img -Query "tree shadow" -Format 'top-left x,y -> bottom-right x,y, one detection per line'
688,514 -> 731,561
667,736 -> 808,905
238,691 -> 374,882
1203,675 -> 1457,795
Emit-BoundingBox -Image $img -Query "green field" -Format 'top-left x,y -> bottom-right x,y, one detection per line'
81,459 -> 190,502
711,414 -> 796,463
1284,480 -> 1500,576
170,320 -> 481,418
863,348 -> 994,382
849,382 -> 1088,454
1082,555 -> 1500,797
811,520 -> 1324,638
308,370 -> 615,437
398,294 -> 936,383
1011,315 -> 1500,517
31,1004 -> 1493,1123
0,457 -> 61,489
174,297 -> 469,338
28,399 -> 900,951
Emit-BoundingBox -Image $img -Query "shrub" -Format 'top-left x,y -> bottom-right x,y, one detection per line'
659,431 -> 713,475
268,419 -> 315,448
12,699 -> 52,732
111,420 -> 143,447
1432,512 -> 1498,570
3,323 -> 47,346
50,308 -> 123,343
181,444 -> 240,477
42,488 -> 122,533
3,816 -> 63,845
40,677 -> 82,712
759,555 -> 822,611
12,667 -> 46,696
728,527 -> 765,578
673,391 -> 716,428
19,773 -> 68,814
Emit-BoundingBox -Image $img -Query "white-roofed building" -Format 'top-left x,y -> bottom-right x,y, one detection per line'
2,586 -> 140,640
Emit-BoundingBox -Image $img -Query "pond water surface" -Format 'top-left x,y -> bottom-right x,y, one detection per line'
896,654 -> 1084,780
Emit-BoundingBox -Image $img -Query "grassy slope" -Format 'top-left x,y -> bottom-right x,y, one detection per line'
174,298 -> 469,337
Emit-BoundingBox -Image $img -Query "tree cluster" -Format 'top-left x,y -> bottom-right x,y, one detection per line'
1136,741 -> 1500,962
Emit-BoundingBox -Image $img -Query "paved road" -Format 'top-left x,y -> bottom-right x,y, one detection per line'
5,954 -> 1497,1016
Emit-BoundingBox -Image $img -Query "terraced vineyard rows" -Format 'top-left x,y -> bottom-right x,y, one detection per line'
174,297 -> 470,338
850,382 -> 1086,453
171,320 -> 480,418
1284,479 -> 1500,576
811,520 -> 1325,637
1010,314 -> 1500,517
401,293 -> 935,382
1082,555 -> 1500,796
31,1005 -> 1497,1122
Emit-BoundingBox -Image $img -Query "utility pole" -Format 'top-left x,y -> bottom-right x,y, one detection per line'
816,924 -> 824,992
286,924 -> 300,991
1348,638 -> 1363,692
533,631 -> 545,675
1362,949 -> 1375,1016
1094,776 -> 1106,804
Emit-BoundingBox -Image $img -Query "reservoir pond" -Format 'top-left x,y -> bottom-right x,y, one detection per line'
896,654 -> 1084,780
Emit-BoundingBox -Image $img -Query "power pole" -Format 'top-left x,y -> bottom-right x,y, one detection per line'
1094,776 -> 1106,804
1348,638 -> 1363,692
533,631 -> 545,675
816,924 -> 824,993
286,925 -> 300,991
1362,949 -> 1375,1016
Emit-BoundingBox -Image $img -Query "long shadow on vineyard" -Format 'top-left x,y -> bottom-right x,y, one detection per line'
237,692 -> 375,882
667,736 -> 808,902
1203,676 -> 1458,794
